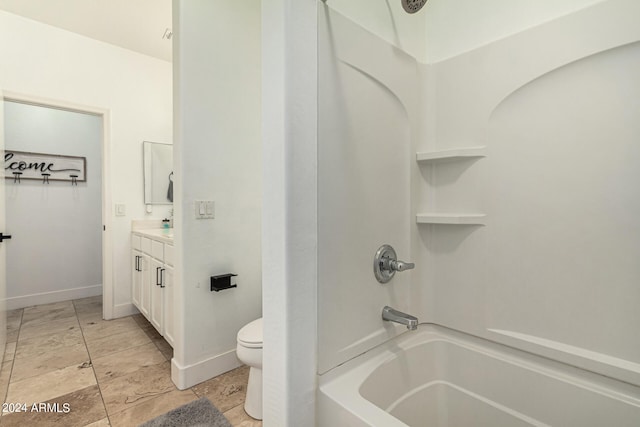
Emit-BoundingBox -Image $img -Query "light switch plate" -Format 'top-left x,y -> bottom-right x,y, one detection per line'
115,203 -> 126,216
195,201 -> 215,219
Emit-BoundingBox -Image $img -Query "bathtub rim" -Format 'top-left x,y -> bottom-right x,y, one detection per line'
317,323 -> 640,427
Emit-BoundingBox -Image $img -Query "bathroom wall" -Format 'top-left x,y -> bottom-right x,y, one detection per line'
172,0 -> 262,389
318,5 -> 422,374
324,0 -> 426,62
4,101 -> 102,309
420,0 -> 640,386
261,0 -> 318,424
318,0 -> 640,389
0,11 -> 172,316
423,0 -> 604,63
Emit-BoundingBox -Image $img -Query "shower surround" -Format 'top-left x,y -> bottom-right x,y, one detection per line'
316,0 -> 640,424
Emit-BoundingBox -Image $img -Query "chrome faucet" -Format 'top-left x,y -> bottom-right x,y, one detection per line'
382,306 -> 418,331
373,244 -> 415,283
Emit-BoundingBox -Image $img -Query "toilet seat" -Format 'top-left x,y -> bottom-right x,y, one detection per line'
237,318 -> 263,348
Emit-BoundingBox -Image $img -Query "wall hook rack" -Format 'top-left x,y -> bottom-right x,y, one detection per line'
42,173 -> 50,184
70,174 -> 78,185
12,172 -> 22,183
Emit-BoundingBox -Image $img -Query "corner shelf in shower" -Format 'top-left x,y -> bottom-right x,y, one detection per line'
416,213 -> 486,225
416,146 -> 486,163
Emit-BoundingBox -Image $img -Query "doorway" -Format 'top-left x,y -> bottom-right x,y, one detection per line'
2,94 -> 112,319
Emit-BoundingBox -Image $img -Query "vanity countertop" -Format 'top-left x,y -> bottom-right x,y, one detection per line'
132,228 -> 174,244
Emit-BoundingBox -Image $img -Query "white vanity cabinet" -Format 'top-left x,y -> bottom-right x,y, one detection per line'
131,230 -> 174,347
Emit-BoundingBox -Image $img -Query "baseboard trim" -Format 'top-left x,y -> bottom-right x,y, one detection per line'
111,302 -> 139,319
6,285 -> 102,310
171,349 -> 241,390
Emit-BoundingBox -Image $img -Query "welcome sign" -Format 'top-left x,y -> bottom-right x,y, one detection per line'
4,150 -> 87,182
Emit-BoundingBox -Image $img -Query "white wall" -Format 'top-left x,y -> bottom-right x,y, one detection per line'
423,0 -> 604,63
172,0 -> 262,390
324,0 -> 605,64
423,0 -> 640,386
262,0 -> 318,425
318,5 -> 421,374
0,11 -> 173,316
4,101 -> 102,308
324,0 -> 426,62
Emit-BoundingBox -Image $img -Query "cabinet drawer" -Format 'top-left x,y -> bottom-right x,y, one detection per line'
151,240 -> 164,261
164,244 -> 174,267
132,234 -> 142,251
141,237 -> 152,255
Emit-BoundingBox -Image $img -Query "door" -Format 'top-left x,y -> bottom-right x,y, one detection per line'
0,92 -> 8,359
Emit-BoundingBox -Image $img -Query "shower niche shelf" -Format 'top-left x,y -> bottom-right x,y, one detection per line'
416,213 -> 486,225
416,147 -> 486,163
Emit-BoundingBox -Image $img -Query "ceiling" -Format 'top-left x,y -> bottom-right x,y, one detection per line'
0,0 -> 172,62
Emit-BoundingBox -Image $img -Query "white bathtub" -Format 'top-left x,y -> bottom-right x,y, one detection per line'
318,325 -> 640,426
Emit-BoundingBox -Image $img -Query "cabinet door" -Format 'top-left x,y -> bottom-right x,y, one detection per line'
163,264 -> 175,348
150,257 -> 164,333
132,250 -> 143,311
140,254 -> 151,318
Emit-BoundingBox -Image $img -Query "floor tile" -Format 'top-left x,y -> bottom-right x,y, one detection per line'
130,314 -> 148,328
11,342 -> 90,383
92,342 -> 166,383
152,337 -> 173,361
5,363 -> 97,406
108,389 -> 198,427
73,296 -> 102,307
99,361 -> 176,415
6,310 -> 23,344
6,309 -> 23,331
73,297 -> 103,320
76,312 -> 104,326
85,327 -> 151,360
1,384 -> 106,427
0,359 -> 13,404
1,298 -> 250,426
223,404 -> 263,427
83,418 -> 110,426
138,321 -> 163,341
191,366 -> 249,413
80,316 -> 140,342
4,342 -> 17,362
6,329 -> 19,344
18,316 -> 80,341
16,328 -> 84,359
21,301 -> 76,327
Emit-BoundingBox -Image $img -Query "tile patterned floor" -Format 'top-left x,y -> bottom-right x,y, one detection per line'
0,297 -> 262,427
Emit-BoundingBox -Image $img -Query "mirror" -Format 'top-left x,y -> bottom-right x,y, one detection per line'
143,141 -> 173,205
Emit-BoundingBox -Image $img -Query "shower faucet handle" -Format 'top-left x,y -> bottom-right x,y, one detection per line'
390,260 -> 414,272
374,244 -> 414,283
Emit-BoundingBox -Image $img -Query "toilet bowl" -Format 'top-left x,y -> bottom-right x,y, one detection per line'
236,317 -> 263,420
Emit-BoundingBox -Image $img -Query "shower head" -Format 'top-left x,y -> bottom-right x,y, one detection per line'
401,0 -> 427,14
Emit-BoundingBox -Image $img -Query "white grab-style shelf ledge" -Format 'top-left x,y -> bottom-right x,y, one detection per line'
416,213 -> 486,225
416,147 -> 487,163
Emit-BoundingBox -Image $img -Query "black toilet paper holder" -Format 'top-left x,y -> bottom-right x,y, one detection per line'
210,273 -> 238,292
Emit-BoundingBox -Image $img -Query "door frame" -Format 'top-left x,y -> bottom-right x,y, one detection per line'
2,91 -> 113,319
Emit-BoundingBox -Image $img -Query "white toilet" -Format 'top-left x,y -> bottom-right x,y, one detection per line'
236,317 -> 263,420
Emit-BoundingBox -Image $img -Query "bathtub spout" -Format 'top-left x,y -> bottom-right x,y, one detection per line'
382,306 -> 418,330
